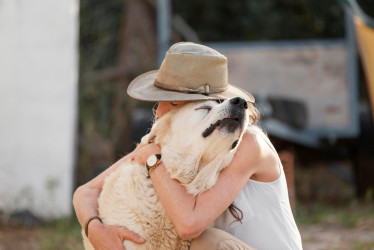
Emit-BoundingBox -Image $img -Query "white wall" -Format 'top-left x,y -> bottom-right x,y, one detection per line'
0,0 -> 79,218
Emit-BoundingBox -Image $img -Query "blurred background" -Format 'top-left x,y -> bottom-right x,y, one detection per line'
0,0 -> 373,249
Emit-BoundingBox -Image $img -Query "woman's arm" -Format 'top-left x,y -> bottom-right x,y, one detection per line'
138,132 -> 266,239
73,156 -> 125,227
73,147 -> 146,249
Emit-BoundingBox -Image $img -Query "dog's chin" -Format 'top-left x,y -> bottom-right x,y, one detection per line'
218,118 -> 247,150
202,117 -> 244,138
219,118 -> 241,133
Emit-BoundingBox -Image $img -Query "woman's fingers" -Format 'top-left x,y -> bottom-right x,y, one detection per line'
119,227 -> 146,244
132,143 -> 162,166
88,223 -> 125,250
88,223 -> 145,250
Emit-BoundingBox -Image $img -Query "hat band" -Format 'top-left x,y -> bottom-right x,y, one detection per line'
154,79 -> 228,94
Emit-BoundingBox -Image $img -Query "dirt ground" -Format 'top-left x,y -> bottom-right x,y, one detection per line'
0,228 -> 40,250
300,219 -> 374,250
1,220 -> 374,250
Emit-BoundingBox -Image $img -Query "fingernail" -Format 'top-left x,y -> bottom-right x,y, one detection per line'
137,235 -> 146,243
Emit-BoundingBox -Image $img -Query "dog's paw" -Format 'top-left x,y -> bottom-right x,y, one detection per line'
140,133 -> 153,145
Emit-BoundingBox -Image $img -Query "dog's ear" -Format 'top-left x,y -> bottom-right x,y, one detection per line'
140,133 -> 152,145
185,158 -> 222,196
185,152 -> 235,196
141,112 -> 172,145
162,146 -> 201,184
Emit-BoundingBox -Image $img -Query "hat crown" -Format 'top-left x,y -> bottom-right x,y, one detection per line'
169,42 -> 226,58
127,42 -> 255,103
155,42 -> 228,94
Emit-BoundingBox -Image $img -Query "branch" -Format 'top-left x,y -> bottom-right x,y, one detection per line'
172,14 -> 200,43
80,66 -> 129,85
145,0 -> 200,42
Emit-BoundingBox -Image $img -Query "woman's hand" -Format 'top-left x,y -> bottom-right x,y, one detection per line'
88,219 -> 145,250
73,151 -> 148,250
131,143 -> 161,166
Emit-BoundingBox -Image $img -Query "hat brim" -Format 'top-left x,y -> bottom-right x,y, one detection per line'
127,70 -> 255,103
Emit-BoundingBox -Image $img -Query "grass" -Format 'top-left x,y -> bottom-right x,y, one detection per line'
36,217 -> 83,250
3,201 -> 371,249
295,200 -> 374,228
354,240 -> 374,250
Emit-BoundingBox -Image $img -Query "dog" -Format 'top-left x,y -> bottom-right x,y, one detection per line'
82,97 -> 249,250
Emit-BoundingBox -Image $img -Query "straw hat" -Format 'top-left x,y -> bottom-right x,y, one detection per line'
127,42 -> 255,103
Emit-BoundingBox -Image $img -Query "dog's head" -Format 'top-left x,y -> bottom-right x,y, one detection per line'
142,97 -> 249,196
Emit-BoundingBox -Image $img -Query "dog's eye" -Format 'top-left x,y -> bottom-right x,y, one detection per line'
195,106 -> 212,112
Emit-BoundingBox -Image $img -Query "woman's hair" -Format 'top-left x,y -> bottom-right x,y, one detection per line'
248,102 -> 260,125
228,203 -> 243,223
152,102 -> 159,120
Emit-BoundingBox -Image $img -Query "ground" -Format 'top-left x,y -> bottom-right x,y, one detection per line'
0,218 -> 83,250
301,222 -> 374,250
1,203 -> 373,250
1,162 -> 373,250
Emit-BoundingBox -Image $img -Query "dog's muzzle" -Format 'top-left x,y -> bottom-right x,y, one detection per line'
202,97 -> 248,138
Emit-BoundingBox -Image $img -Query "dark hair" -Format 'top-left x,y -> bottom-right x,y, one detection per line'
228,203 -> 243,223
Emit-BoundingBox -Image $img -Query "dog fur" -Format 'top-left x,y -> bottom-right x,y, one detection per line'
82,98 -> 249,250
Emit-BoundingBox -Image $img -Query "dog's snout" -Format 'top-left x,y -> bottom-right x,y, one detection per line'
230,97 -> 248,109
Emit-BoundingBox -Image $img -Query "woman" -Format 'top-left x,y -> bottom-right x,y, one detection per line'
73,42 -> 303,250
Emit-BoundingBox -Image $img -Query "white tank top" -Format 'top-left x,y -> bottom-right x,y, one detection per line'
215,126 -> 303,250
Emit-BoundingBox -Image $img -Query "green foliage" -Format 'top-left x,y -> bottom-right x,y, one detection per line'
357,0 -> 374,18
365,187 -> 374,203
354,240 -> 374,250
36,217 -> 83,250
173,0 -> 345,41
296,201 -> 374,227
79,0 -> 126,135
79,81 -> 116,138
79,0 -> 125,141
80,0 -> 124,73
78,0 -> 126,185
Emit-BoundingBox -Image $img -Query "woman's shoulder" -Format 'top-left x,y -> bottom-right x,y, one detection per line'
244,125 -> 274,153
229,127 -> 263,175
233,126 -> 278,175
243,125 -> 280,181
240,125 -> 268,155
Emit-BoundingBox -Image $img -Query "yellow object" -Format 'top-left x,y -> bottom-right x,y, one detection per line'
355,16 -> 374,119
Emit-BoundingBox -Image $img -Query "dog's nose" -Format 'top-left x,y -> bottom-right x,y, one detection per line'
230,97 -> 248,109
